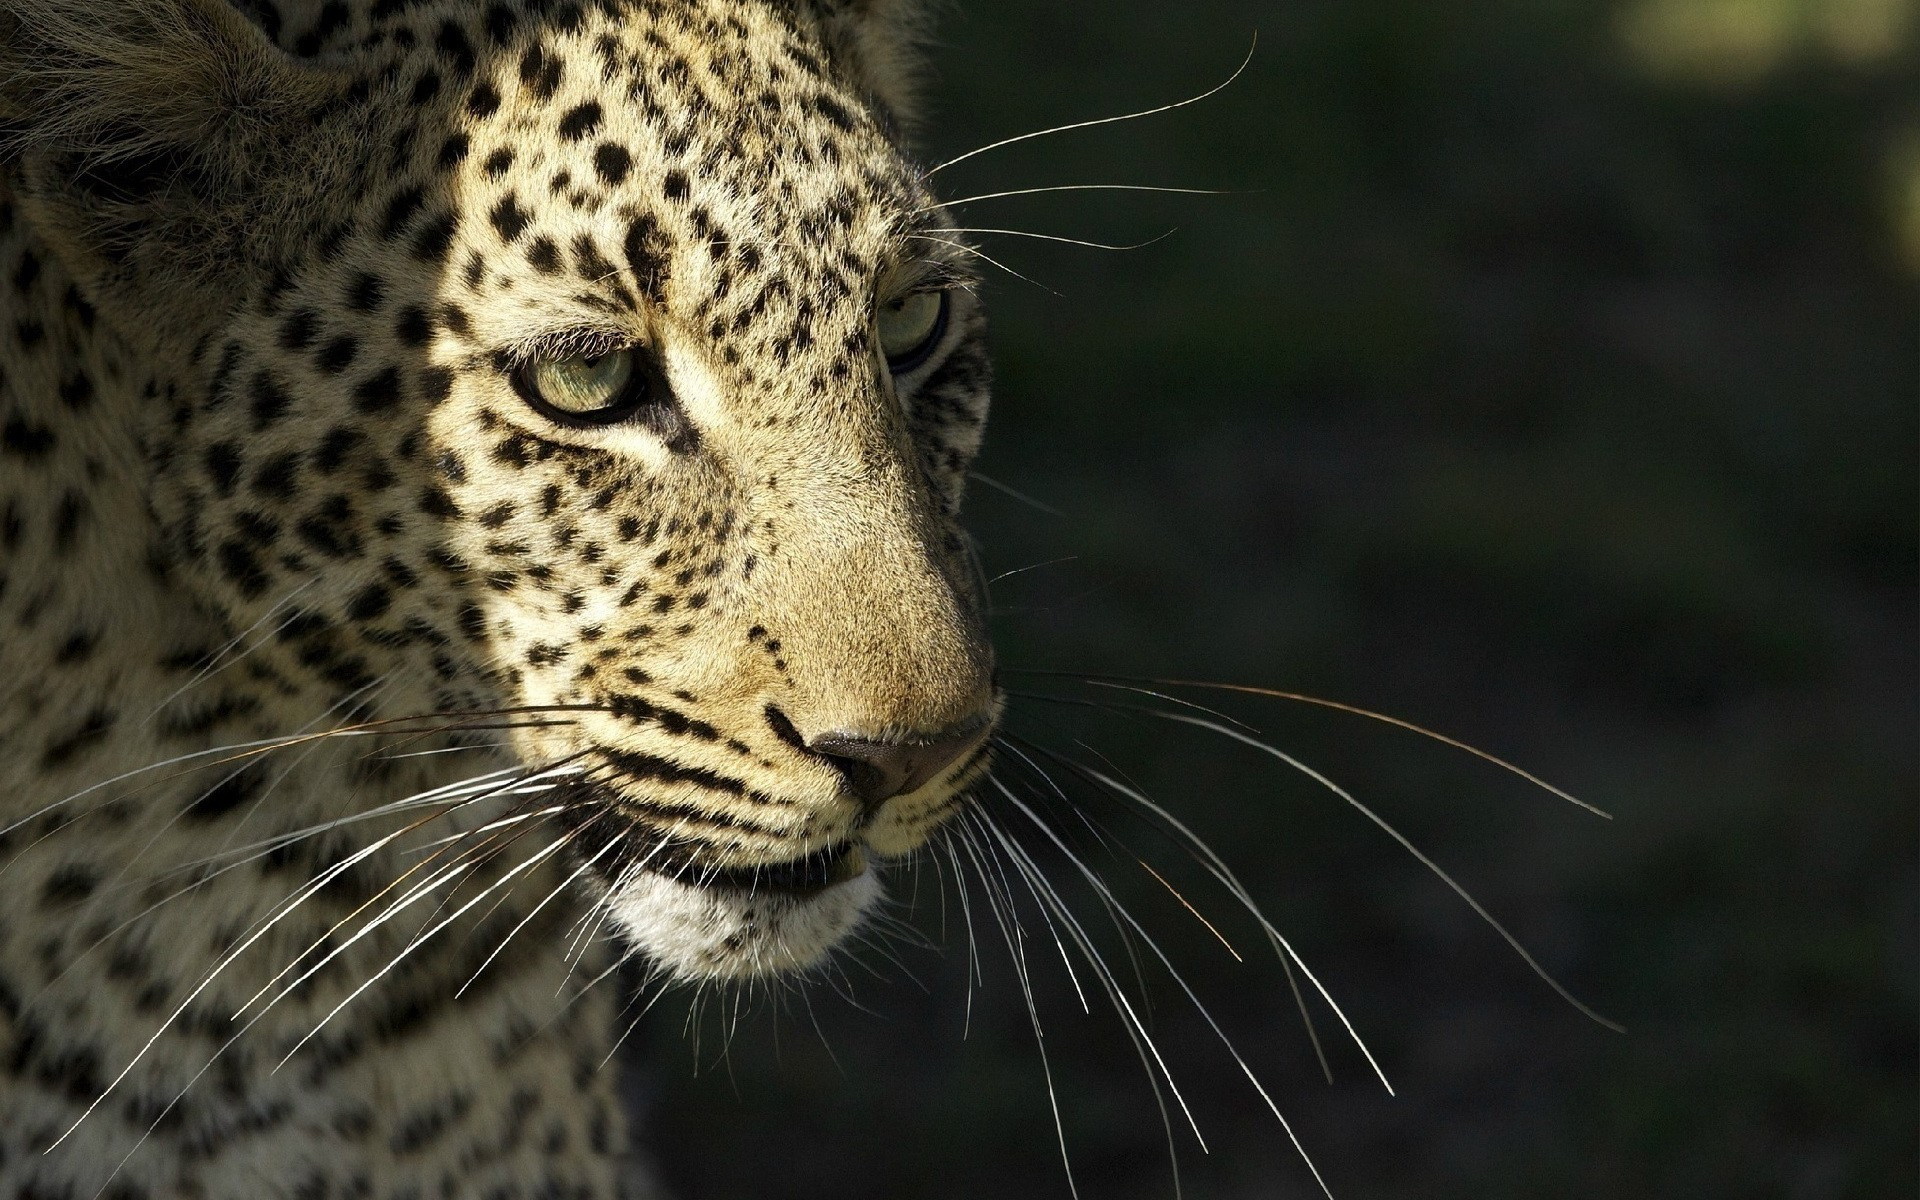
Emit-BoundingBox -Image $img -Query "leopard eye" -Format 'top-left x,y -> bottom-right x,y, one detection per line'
876,290 -> 948,374
516,349 -> 644,424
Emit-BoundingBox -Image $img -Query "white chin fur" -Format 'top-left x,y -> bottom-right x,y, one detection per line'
605,868 -> 882,980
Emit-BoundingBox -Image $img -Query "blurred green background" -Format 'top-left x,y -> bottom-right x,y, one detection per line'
636,1 -> 1918,1197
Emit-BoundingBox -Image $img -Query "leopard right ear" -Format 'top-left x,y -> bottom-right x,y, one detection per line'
0,0 -> 351,351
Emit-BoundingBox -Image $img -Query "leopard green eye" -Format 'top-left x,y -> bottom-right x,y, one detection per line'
517,349 -> 643,424
876,290 -> 948,373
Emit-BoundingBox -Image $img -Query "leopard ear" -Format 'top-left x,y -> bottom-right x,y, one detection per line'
808,0 -> 937,137
0,0 -> 348,348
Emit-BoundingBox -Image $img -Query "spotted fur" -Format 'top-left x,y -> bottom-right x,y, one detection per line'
0,1 -> 997,1194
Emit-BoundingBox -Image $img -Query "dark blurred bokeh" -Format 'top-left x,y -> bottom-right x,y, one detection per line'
636,2 -> 1918,1197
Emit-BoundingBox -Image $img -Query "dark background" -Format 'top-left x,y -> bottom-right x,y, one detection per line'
638,2 -> 1918,1197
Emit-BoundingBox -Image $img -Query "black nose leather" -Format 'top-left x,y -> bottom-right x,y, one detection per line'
810,723 -> 985,807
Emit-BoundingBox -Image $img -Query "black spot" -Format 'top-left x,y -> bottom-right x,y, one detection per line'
184,769 -> 262,822
53,630 -> 97,664
457,602 -> 486,641
1,417 -> 55,459
484,3 -> 517,44
347,583 -> 391,621
483,148 -> 516,179
558,101 -> 602,140
437,133 -> 471,168
252,451 -> 301,499
410,69 -> 442,106
40,707 -> 115,769
345,272 -> 385,311
412,212 -> 458,262
57,374 -> 94,411
51,489 -> 84,550
216,539 -> 271,597
526,237 -> 560,274
395,306 -> 433,346
623,215 -> 668,302
467,83 -> 502,117
490,194 -> 529,242
519,44 -> 563,100
663,170 -> 689,201
380,187 -> 425,239
436,20 -> 476,75
316,335 -> 359,375
593,142 -> 631,185
812,92 -> 857,132
249,370 -> 293,429
280,307 -> 320,350
12,249 -> 41,292
314,427 -> 364,472
40,863 -> 98,906
419,367 -> 455,403
418,485 -> 460,519
204,443 -> 243,496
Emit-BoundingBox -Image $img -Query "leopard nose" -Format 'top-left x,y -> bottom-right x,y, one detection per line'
810,722 -> 988,808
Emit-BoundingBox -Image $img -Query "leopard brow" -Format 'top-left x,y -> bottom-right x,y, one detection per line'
496,325 -> 639,368
888,258 -> 976,298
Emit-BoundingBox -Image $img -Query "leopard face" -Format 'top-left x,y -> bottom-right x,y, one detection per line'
11,0 -> 998,979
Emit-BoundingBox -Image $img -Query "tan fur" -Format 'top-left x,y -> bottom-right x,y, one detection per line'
0,0 -> 996,1194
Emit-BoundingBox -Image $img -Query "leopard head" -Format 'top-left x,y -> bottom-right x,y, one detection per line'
4,0 -> 996,979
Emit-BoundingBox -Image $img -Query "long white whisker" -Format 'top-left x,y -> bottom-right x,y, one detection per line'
991,780 -> 1339,1200
270,833 -> 574,1070
927,36 -> 1256,176
967,471 -> 1063,516
461,824 -> 623,998
142,580 -> 319,724
921,226 -> 1177,252
976,794 -> 1208,1148
924,183 -> 1231,212
46,798 -> 440,1149
906,233 -> 1059,293
951,814 -> 1082,1200
979,808 -> 1192,1198
1149,711 -> 1624,1032
1022,736 -> 1343,1086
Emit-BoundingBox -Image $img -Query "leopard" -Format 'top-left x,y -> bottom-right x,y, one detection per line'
0,0 -> 1003,1195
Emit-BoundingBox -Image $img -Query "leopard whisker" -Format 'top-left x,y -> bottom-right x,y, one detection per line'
96,812 -> 570,1197
935,833 -> 985,1038
1015,670 -> 1611,817
921,183 -> 1233,213
268,830 -> 577,1072
951,810 -> 1084,1200
926,35 -> 1256,176
921,225 -> 1178,252
460,816 -> 622,999
1146,708 -> 1625,1031
967,471 -> 1063,516
48,790 -> 454,1150
233,756 -> 596,1018
141,578 -> 317,724
977,806 -> 1193,1199
973,795 -> 1206,1145
990,781 -> 1339,1200
31,763 -> 560,1007
1017,733 -> 1369,1086
0,704 -> 600,847
906,233 -> 1059,293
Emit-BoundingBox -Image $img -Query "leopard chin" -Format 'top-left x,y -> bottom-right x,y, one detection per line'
603,842 -> 882,980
